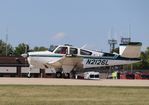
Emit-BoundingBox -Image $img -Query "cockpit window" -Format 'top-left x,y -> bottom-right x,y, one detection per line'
80,49 -> 92,55
49,45 -> 58,52
70,48 -> 78,54
55,47 -> 68,54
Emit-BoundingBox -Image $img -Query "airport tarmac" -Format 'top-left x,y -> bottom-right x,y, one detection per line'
0,78 -> 149,86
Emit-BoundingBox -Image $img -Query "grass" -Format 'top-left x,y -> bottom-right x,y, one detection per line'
0,85 -> 148,105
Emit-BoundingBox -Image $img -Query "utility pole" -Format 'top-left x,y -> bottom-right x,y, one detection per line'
129,24 -> 131,39
5,28 -> 8,56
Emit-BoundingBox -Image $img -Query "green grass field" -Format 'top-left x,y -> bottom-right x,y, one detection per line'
0,85 -> 148,105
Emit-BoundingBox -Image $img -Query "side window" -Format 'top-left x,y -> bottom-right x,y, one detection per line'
70,48 -> 78,54
55,47 -> 68,54
80,49 -> 92,55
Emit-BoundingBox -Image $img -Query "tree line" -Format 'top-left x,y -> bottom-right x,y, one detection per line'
0,40 -> 48,56
0,39 -> 149,69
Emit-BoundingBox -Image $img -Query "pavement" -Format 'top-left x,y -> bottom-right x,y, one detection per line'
0,78 -> 149,87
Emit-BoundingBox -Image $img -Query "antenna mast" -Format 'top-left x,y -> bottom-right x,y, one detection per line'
108,28 -> 117,53
129,24 -> 131,41
5,28 -> 8,56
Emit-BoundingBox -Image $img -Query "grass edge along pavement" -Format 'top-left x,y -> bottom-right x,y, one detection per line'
0,85 -> 148,105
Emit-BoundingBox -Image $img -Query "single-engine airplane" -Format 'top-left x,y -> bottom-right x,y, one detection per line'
22,42 -> 142,78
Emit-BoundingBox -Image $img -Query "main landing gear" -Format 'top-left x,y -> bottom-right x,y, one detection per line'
56,72 -> 62,78
56,72 -> 70,78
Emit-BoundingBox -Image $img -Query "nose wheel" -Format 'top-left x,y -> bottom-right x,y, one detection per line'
27,70 -> 31,78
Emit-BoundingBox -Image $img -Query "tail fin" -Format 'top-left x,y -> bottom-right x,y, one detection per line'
119,42 -> 142,58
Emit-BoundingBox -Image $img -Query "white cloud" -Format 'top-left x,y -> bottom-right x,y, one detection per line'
52,32 -> 66,40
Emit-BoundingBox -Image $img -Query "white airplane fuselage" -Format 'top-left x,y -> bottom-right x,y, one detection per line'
26,44 -> 141,73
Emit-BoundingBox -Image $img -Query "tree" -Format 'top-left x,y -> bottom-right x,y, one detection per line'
14,43 -> 29,56
142,47 -> 149,69
0,40 -> 14,56
132,48 -> 149,69
33,46 -> 48,51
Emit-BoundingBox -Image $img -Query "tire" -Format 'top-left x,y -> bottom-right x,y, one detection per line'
64,73 -> 70,79
27,73 -> 31,78
56,72 -> 62,78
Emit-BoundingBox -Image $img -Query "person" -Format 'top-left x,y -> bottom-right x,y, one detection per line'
60,47 -> 67,54
112,71 -> 117,79
112,71 -> 115,79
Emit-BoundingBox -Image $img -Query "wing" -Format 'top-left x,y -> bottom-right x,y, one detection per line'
46,55 -> 83,69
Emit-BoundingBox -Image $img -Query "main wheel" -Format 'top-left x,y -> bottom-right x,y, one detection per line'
56,72 -> 62,78
70,70 -> 76,79
64,73 -> 70,79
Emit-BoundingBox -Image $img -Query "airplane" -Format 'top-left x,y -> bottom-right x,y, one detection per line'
22,42 -> 142,78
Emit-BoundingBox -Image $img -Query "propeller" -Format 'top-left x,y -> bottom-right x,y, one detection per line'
21,43 -> 29,58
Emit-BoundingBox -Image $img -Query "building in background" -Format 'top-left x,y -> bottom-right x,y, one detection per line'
0,56 -> 56,78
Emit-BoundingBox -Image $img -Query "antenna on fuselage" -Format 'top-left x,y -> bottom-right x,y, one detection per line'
81,44 -> 87,49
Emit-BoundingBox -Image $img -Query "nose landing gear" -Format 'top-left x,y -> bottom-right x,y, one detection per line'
27,69 -> 31,78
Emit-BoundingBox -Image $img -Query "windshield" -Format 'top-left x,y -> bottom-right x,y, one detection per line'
48,45 -> 58,52
55,47 -> 68,54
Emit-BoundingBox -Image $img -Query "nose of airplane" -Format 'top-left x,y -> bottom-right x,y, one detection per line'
21,53 -> 29,58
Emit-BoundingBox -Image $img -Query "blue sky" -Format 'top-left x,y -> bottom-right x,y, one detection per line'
0,0 -> 149,51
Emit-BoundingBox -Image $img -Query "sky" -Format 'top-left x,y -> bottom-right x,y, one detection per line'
0,0 -> 149,51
